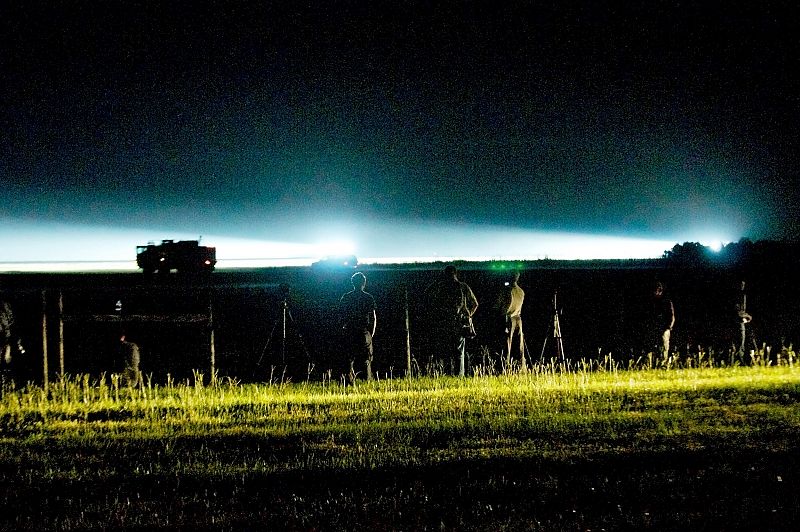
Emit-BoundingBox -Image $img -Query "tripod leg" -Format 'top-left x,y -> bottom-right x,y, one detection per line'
523,335 -> 534,368
540,315 -> 553,361
285,308 -> 311,360
553,315 -> 565,362
281,306 -> 287,364
257,317 -> 282,366
540,331 -> 549,361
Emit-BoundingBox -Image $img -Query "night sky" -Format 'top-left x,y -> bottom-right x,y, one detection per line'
2,1 -> 798,263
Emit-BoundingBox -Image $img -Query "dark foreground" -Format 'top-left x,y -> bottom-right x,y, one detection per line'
2,446 -> 798,530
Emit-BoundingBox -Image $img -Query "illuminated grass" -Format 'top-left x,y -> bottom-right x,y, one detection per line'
3,366 -> 800,457
2,366 -> 799,528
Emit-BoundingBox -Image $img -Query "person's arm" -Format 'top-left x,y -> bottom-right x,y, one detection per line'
338,294 -> 347,329
370,309 -> 377,337
668,300 -> 675,330
465,285 -> 478,317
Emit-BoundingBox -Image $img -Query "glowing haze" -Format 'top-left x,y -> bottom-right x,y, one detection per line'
2,2 -> 794,272
0,217 -> 731,272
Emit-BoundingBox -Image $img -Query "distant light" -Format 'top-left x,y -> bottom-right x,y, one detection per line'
315,239 -> 357,258
697,238 -> 729,253
0,261 -> 138,273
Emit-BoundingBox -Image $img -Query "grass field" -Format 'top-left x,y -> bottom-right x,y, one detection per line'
2,361 -> 800,530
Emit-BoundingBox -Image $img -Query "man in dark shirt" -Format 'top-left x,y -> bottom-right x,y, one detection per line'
119,333 -> 144,388
424,265 -> 479,377
649,281 -> 675,357
339,272 -> 376,381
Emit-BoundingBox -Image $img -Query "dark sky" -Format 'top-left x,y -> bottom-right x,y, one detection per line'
2,1 -> 799,259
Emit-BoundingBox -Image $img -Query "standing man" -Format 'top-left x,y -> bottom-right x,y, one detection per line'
504,271 -> 527,371
650,281 -> 675,357
1,297 -> 15,367
424,265 -> 478,377
339,272 -> 376,381
735,280 -> 754,359
0,286 -> 24,385
119,333 -> 144,388
1,293 -> 18,392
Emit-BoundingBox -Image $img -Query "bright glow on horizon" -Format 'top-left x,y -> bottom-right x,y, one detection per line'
0,218 -> 738,272
351,222 -> 690,261
0,219 -> 320,263
314,239 -> 357,257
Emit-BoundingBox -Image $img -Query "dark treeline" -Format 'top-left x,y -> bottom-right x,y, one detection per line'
1,239 -> 799,383
664,239 -> 800,270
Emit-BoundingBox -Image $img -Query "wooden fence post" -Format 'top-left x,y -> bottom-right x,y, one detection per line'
209,299 -> 216,381
405,287 -> 412,378
58,291 -> 65,378
41,290 -> 48,387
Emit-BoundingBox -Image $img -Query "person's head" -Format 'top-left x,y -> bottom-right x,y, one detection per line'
351,271 -> 367,290
654,281 -> 664,297
443,264 -> 458,279
511,271 -> 521,284
279,282 -> 291,299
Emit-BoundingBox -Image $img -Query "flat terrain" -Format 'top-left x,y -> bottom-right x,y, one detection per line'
4,263 -> 800,385
2,365 -> 800,529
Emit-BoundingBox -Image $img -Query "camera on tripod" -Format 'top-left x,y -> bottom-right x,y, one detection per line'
540,290 -> 565,362
256,282 -> 310,370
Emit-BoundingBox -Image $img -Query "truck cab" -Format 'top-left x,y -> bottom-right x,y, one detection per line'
136,239 -> 216,275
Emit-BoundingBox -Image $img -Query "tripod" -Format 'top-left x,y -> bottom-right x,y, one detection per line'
540,290 -> 565,362
257,296 -> 310,368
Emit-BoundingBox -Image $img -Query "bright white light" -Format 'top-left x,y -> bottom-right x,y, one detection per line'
0,261 -> 137,273
0,217 -> 741,272
0,219 -> 321,272
314,239 -> 357,258
352,222 -> 679,261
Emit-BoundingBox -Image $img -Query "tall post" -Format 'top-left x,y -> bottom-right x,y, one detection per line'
404,287 -> 412,378
209,299 -> 216,381
41,290 -> 48,387
58,291 -> 65,378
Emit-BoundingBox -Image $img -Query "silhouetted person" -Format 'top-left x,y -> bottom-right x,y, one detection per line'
424,265 -> 478,376
736,280 -> 755,359
648,281 -> 675,357
0,288 -> 25,388
339,272 -> 376,381
119,334 -> 143,388
1,295 -> 15,392
504,272 -> 527,371
1,298 -> 14,367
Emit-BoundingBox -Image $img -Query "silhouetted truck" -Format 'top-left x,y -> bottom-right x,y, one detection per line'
136,240 -> 216,274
